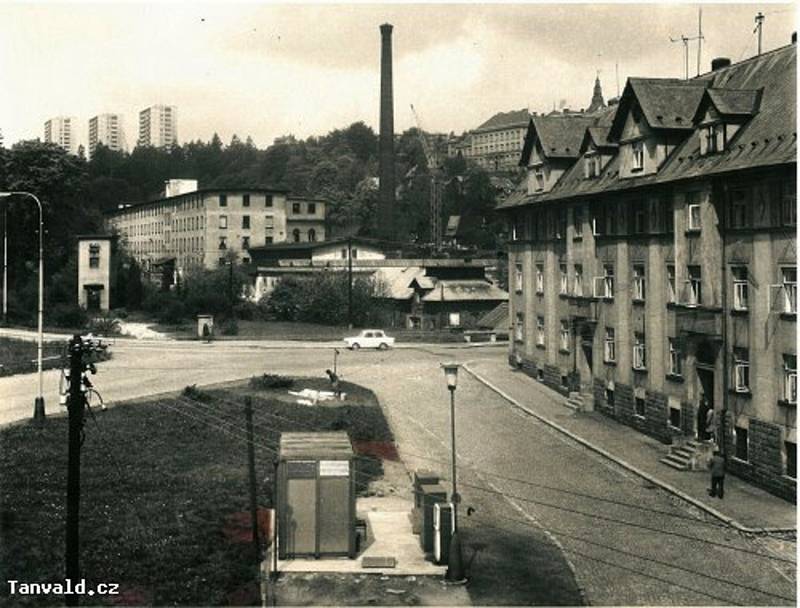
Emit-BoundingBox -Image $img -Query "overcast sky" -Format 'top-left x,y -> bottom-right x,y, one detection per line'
1,2 -> 795,151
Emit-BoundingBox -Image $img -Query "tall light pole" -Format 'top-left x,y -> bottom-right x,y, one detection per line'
441,362 -> 466,583
3,202 -> 7,324
0,192 -> 46,421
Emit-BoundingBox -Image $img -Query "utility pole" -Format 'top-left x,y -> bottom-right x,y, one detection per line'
65,335 -> 84,606
245,397 -> 261,566
2,203 -> 7,325
347,237 -> 353,329
228,261 -> 234,317
754,12 -> 765,56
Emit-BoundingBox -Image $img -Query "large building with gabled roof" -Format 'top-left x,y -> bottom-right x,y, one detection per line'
499,42 -> 797,500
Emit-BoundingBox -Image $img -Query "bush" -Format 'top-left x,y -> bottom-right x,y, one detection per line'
232,300 -> 262,321
86,313 -> 121,336
48,304 -> 88,329
159,300 -> 187,325
249,374 -> 294,390
218,317 -> 239,335
113,308 -> 128,320
182,384 -> 210,402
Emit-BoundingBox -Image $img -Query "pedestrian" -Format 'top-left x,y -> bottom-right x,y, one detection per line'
708,450 -> 726,499
697,397 -> 708,441
706,407 -> 716,443
325,369 -> 340,398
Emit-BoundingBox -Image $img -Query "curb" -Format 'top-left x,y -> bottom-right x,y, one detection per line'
462,363 -> 796,536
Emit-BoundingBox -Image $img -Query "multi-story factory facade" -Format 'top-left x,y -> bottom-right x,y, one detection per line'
105,182 -> 326,279
500,43 -> 796,500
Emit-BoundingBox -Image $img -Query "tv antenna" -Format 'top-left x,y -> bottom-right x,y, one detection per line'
670,8 -> 705,79
754,12 -> 765,55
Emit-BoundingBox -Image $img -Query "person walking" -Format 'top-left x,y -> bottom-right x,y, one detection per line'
706,407 -> 716,443
708,450 -> 726,499
325,369 -> 341,399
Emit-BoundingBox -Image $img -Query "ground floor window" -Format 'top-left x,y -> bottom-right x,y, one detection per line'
669,401 -> 681,429
734,426 -> 749,461
605,382 -> 615,407
634,388 -> 646,417
786,441 -> 796,478
448,312 -> 461,327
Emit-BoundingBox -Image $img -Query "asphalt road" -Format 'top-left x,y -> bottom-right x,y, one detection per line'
1,340 -> 795,605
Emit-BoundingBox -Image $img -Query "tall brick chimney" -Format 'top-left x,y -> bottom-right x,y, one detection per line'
378,23 -> 396,240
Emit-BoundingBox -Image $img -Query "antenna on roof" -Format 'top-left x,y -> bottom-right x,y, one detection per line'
754,12 -> 765,55
670,30 -> 703,80
697,7 -> 703,76
615,61 -> 620,97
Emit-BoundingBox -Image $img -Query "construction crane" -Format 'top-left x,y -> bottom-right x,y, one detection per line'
410,104 -> 443,250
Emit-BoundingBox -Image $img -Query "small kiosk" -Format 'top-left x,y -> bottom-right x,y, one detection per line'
277,432 -> 356,559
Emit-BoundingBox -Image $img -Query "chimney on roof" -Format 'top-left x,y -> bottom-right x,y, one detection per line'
607,97 -> 619,107
792,32 -> 797,44
711,57 -> 731,71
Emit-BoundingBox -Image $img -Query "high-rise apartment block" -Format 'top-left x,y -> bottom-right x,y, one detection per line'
88,113 -> 126,158
138,105 -> 178,148
44,116 -> 78,155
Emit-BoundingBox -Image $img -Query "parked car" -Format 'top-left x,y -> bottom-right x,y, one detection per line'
343,329 -> 395,350
80,333 -> 108,351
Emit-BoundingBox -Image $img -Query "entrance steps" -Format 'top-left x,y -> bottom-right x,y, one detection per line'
566,392 -> 584,412
660,440 -> 715,471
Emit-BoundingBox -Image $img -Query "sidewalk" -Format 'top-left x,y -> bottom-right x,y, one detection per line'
465,359 -> 796,534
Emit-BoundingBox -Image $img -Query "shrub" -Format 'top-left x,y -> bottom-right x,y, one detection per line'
86,313 -> 121,336
218,317 -> 239,336
182,384 -> 210,402
233,300 -> 262,321
249,374 -> 294,390
48,304 -> 88,329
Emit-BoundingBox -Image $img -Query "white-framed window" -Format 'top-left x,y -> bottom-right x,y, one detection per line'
701,123 -> 726,155
535,264 -> 544,293
560,320 -> 570,352
601,264 -> 615,299
633,332 -> 647,370
783,267 -> 797,313
633,264 -> 646,301
604,327 -> 616,363
733,348 -> 750,392
560,264 -> 568,294
732,266 -> 749,311
574,206 -> 584,237
515,312 -> 524,342
449,312 -> 461,327
631,140 -> 644,171
688,203 -> 702,231
574,264 -> 584,296
687,266 -> 702,306
784,354 -> 797,404
219,215 -> 228,229
585,153 -> 600,179
536,316 -> 545,346
667,264 -> 677,304
515,263 -> 523,293
534,165 -> 545,191
668,338 -> 682,376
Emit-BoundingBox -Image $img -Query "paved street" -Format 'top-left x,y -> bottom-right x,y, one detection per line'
0,340 -> 796,605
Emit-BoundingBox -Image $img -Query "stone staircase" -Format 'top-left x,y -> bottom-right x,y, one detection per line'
566,392 -> 585,412
660,440 -> 714,471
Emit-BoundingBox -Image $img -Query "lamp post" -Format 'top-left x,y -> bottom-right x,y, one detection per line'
441,362 -> 466,583
0,192 -> 45,421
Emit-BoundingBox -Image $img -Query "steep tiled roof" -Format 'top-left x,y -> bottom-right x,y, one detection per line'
475,109 -> 531,132
701,88 -> 763,118
532,114 -> 598,159
421,280 -> 508,302
581,126 -> 619,153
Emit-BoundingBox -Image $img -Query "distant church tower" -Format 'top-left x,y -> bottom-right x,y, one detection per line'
587,74 -> 606,113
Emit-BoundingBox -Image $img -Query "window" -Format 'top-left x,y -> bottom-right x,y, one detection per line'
352,249 -> 358,260
635,393 -> 646,417
701,123 -> 726,155
535,264 -> 544,293
534,166 -> 545,191
449,312 -> 461,327
574,206 -> 584,236
631,140 -> 644,171
242,215 -> 250,229
242,236 -> 250,249
219,194 -> 227,207
557,209 -> 567,239
669,338 -> 682,376
308,228 -> 316,242
734,426 -> 749,461
667,264 -> 677,303
515,313 -> 524,342
560,264 -> 568,294
218,236 -> 227,250
782,267 -> 797,313
687,266 -> 702,306
574,265 -> 584,296
783,355 -> 797,404
732,267 -> 748,311
734,348 -> 750,392
606,382 -> 615,407
669,397 -> 681,429
308,202 -> 316,214
560,320 -> 570,352
341,249 -> 347,259
597,264 -> 614,299
265,195 -> 273,208
632,264 -> 646,301
781,187 -> 797,226
88,243 -> 101,269
585,153 -> 600,179
219,215 -> 228,229
633,332 -> 647,370
292,203 -> 301,214
729,190 -> 750,228
688,201 -> 701,231
786,442 -> 796,478
265,236 -> 273,244
514,263 -> 523,292
243,194 -> 250,207
632,200 -> 647,234
604,327 -> 616,363
536,316 -> 545,346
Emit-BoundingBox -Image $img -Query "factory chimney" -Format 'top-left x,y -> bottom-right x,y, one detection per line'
378,23 -> 396,240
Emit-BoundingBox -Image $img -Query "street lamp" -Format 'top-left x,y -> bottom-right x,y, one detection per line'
441,362 -> 466,583
0,192 -> 46,421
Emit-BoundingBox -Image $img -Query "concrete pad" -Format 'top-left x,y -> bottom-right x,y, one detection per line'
276,496 -> 447,576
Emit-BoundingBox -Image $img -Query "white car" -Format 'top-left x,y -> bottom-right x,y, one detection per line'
344,330 -> 395,350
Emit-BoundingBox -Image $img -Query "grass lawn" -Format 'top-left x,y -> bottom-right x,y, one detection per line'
0,337 -> 66,377
0,377 -> 393,606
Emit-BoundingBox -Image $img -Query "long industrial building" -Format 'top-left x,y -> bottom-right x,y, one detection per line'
500,42 -> 796,499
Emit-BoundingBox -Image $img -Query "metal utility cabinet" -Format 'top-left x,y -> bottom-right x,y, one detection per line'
277,432 -> 356,559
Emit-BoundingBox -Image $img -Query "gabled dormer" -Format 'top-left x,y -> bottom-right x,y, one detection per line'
519,114 -> 595,195
579,126 -> 618,179
609,78 -> 710,179
692,88 -> 762,155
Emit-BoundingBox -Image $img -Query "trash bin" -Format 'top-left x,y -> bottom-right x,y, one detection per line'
433,502 -> 454,565
420,483 -> 447,553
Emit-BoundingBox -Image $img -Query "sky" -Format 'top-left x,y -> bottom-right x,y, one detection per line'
0,1 -> 796,151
